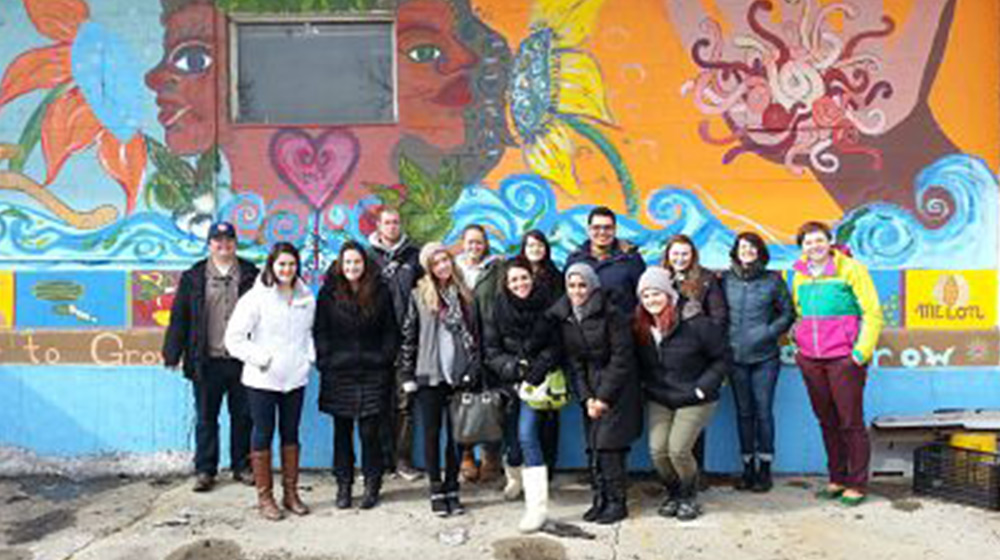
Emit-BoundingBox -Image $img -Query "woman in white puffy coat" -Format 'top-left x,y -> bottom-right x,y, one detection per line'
225,242 -> 315,521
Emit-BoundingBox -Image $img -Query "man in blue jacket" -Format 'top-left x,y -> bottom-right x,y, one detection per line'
162,222 -> 259,492
565,206 -> 646,313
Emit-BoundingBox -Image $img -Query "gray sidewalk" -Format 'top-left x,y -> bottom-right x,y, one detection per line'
2,473 -> 999,560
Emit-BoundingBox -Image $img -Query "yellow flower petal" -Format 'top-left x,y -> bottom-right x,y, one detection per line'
532,0 -> 606,49
524,121 -> 580,195
555,51 -> 612,124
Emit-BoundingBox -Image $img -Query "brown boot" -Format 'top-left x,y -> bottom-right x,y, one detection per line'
479,446 -> 502,484
459,449 -> 479,483
281,445 -> 310,515
251,450 -> 283,521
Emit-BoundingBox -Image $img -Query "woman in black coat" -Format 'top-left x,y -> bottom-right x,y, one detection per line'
721,232 -> 794,492
634,267 -> 730,522
314,241 -> 398,510
484,257 -> 561,532
550,262 -> 641,524
513,230 -> 565,482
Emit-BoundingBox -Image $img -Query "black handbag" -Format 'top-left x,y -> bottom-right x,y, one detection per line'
449,388 -> 504,445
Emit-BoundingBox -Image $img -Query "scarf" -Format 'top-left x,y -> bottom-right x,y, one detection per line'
439,284 -> 476,356
730,259 -> 766,281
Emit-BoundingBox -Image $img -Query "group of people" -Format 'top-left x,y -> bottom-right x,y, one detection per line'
162,206 -> 883,528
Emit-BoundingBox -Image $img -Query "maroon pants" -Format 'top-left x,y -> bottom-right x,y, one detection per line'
796,355 -> 871,490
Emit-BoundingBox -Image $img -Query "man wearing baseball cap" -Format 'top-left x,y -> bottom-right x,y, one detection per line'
163,222 -> 260,492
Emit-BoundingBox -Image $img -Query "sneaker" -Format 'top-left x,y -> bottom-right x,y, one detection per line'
396,462 -> 423,482
446,491 -> 465,516
192,473 -> 215,493
839,491 -> 867,507
431,493 -> 449,517
676,500 -> 701,521
657,497 -> 680,518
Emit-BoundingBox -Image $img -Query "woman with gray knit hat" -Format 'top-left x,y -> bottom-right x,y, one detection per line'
397,242 -> 479,517
633,266 -> 732,521
549,262 -> 642,524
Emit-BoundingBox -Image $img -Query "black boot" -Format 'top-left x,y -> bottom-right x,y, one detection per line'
360,476 -> 382,509
430,482 -> 448,517
676,481 -> 702,522
657,481 -> 681,518
595,452 -> 627,525
753,460 -> 772,493
335,480 -> 352,510
582,456 -> 606,522
444,480 -> 465,516
734,458 -> 756,491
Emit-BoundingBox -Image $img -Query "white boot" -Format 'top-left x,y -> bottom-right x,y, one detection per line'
503,464 -> 523,500
519,466 -> 548,533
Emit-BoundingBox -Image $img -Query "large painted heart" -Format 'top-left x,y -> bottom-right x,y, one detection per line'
269,128 -> 360,209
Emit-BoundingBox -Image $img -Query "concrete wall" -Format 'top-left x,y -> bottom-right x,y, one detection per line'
1,0 -> 999,473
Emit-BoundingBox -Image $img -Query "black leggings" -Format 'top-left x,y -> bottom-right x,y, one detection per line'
333,414 -> 383,483
415,385 -> 459,487
246,386 -> 304,451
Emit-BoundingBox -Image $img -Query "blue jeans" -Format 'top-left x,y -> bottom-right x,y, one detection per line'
729,358 -> 780,460
246,386 -> 305,451
518,404 -> 560,468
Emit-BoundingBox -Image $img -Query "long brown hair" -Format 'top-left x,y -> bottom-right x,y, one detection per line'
260,242 -> 302,288
661,234 -> 704,299
323,241 -> 378,316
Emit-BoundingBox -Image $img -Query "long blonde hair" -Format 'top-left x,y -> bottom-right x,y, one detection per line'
417,249 -> 472,313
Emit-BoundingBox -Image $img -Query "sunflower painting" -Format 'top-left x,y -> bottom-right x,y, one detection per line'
0,0 -> 147,230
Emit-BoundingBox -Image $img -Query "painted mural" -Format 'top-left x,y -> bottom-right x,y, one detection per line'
0,0 -> 998,364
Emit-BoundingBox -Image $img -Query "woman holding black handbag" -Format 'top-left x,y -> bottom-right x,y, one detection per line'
314,241 -> 398,510
397,242 -> 479,517
484,257 -> 563,532
550,263 -> 641,524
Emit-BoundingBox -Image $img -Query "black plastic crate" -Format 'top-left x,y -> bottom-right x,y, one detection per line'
913,442 -> 1000,510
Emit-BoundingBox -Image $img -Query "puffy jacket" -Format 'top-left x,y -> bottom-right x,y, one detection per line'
314,281 -> 398,418
483,290 -> 560,388
791,250 -> 883,363
635,311 -> 731,409
224,277 -> 316,392
721,265 -> 794,365
368,232 -> 422,327
677,267 -> 729,328
565,239 -> 647,313
549,290 -> 642,450
162,258 -> 258,380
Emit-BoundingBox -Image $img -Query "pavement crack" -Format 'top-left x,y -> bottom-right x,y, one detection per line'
610,521 -> 622,560
63,493 -> 159,560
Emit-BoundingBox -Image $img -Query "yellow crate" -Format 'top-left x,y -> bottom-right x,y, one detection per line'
950,432 -> 998,453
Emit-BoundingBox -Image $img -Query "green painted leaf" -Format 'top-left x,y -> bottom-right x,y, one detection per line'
146,136 -> 196,186
9,84 -> 69,172
194,146 -> 220,191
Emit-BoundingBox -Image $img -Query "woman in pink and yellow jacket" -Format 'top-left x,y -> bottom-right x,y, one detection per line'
791,221 -> 883,507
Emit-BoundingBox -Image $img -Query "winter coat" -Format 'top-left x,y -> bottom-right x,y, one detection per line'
368,232 -> 422,327
483,289 -> 560,389
224,277 -> 316,392
565,239 -> 647,314
397,286 -> 480,390
721,264 -> 794,365
162,258 -> 259,381
791,250 -> 883,363
549,290 -> 642,450
457,253 -> 503,329
314,281 -> 398,418
635,309 -> 731,409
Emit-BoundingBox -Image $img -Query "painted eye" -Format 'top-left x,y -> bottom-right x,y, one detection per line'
171,44 -> 213,74
407,44 -> 442,63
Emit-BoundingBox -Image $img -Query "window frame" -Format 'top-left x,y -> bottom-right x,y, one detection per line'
227,12 -> 399,127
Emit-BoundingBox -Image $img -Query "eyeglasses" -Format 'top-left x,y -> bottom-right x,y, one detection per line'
589,225 -> 615,232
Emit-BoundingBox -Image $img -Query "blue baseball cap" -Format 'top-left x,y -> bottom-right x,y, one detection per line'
207,221 -> 237,241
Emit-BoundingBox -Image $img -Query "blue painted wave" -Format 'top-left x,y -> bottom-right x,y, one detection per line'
2,154 -> 996,271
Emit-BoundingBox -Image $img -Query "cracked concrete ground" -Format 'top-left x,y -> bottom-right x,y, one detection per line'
2,473 -> 999,560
